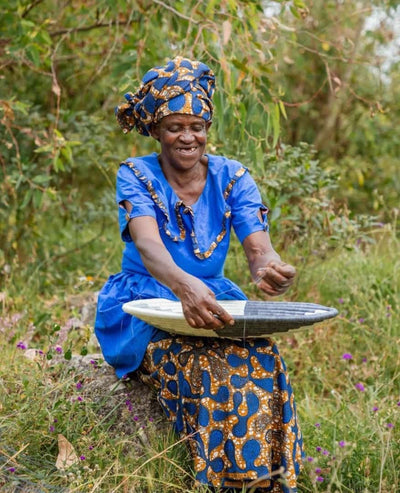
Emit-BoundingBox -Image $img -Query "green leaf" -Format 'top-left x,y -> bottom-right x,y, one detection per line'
53,155 -> 65,172
61,145 -> 73,164
271,103 -> 280,147
289,6 -> 301,18
26,44 -> 41,66
20,189 -> 33,209
33,189 -> 43,209
278,100 -> 287,120
32,174 -> 50,185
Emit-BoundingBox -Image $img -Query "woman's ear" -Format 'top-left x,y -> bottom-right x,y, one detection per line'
206,120 -> 212,132
149,124 -> 160,141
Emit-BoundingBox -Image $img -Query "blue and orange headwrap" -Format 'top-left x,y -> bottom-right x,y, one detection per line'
115,56 -> 215,136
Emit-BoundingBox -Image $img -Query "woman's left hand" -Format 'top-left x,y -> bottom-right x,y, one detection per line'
255,261 -> 296,296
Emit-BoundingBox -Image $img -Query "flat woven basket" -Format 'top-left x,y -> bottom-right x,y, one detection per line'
122,298 -> 339,339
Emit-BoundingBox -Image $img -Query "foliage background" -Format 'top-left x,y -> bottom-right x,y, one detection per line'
0,0 -> 399,492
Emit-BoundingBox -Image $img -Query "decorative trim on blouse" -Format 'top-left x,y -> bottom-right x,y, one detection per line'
120,160 -> 246,260
223,166 -> 247,199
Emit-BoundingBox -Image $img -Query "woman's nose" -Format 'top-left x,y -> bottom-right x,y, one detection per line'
179,128 -> 195,142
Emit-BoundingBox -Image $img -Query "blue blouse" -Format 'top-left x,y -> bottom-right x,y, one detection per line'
95,152 -> 269,377
116,152 -> 268,276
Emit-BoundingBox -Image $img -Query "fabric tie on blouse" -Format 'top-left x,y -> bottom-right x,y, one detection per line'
115,56 -> 215,136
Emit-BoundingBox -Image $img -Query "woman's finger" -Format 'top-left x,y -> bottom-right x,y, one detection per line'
257,266 -> 290,288
210,303 -> 234,326
275,262 -> 296,279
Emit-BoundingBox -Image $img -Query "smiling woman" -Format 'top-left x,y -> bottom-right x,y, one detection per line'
150,114 -> 211,204
95,56 -> 304,492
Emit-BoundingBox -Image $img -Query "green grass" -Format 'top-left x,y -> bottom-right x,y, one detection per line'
0,227 -> 399,492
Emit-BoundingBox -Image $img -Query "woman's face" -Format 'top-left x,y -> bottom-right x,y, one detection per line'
151,114 -> 211,172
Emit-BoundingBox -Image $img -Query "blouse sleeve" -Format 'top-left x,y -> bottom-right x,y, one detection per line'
228,169 -> 269,243
116,164 -> 157,242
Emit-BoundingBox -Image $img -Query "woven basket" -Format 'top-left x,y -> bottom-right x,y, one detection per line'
122,299 -> 338,339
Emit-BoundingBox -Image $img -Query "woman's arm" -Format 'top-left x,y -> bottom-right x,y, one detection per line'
242,230 -> 296,296
125,207 -> 234,329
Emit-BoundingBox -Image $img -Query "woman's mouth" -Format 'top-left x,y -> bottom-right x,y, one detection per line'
176,147 -> 198,154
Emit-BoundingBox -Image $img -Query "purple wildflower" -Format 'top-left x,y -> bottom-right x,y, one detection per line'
355,382 -> 365,392
387,423 -> 394,429
315,422 -> 321,428
373,406 -> 379,412
8,467 -> 16,473
55,345 -> 62,354
133,415 -> 139,421
149,417 -> 154,422
89,445 -> 94,450
358,318 -> 365,323
307,456 -> 314,462
397,401 -> 400,407
76,382 -> 83,390
316,476 -> 324,482
315,467 -> 322,474
322,449 -> 329,456
338,298 -> 344,304
125,399 -> 133,412
16,341 -> 27,350
80,455 -> 86,461
49,425 -> 55,432
339,440 -> 346,447
342,353 -> 352,360
77,396 -> 83,402
316,446 -> 322,452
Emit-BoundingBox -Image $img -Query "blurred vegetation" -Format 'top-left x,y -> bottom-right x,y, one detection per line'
1,0 -> 399,295
0,1 -> 399,491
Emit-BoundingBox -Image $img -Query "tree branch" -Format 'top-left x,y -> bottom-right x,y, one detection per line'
152,0 -> 198,23
22,0 -> 45,18
50,18 -> 139,37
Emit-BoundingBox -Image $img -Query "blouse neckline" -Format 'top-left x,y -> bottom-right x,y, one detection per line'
154,152 -> 209,208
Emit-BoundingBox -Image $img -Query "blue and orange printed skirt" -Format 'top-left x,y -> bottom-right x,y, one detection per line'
138,336 -> 304,492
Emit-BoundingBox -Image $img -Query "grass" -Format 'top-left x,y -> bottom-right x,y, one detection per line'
0,226 -> 399,492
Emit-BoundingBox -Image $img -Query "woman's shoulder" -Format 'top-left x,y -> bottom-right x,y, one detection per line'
207,154 -> 249,191
119,153 -> 160,177
207,153 -> 246,171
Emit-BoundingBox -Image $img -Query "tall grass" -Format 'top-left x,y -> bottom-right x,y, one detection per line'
1,227 -> 398,492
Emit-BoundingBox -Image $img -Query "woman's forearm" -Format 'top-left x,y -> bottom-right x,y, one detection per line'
242,232 -> 281,280
133,235 -> 195,297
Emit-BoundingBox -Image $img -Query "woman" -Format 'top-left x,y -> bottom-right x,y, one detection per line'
95,57 -> 303,492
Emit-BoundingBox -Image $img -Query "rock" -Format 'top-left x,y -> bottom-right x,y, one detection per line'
65,354 -> 168,446
62,294 -> 170,446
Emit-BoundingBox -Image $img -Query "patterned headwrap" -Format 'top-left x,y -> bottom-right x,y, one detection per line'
115,56 -> 215,136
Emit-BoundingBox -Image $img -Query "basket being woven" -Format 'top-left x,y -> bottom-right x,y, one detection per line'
122,299 -> 339,339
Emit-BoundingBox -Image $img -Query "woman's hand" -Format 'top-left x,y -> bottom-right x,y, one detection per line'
254,261 -> 296,296
176,275 -> 234,330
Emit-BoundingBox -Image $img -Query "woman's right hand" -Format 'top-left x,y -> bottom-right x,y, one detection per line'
175,275 -> 234,330
127,216 -> 233,330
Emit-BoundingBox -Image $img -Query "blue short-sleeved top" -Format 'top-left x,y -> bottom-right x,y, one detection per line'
95,152 -> 270,376
116,152 -> 269,276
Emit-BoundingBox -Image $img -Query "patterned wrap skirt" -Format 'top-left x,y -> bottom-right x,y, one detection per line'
138,335 -> 304,492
